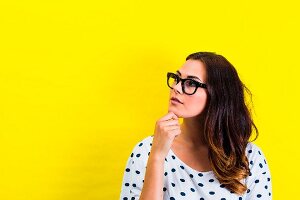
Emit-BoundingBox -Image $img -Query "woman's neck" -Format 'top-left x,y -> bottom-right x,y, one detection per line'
176,115 -> 207,148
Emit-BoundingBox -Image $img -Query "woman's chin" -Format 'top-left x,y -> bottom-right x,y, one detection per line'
168,107 -> 181,117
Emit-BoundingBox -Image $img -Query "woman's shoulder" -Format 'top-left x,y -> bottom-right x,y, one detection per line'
245,142 -> 266,158
244,142 -> 272,196
129,135 -> 154,157
245,142 -> 270,173
138,135 -> 154,146
133,135 -> 153,148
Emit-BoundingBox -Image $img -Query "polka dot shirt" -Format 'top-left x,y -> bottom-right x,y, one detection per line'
120,136 -> 272,200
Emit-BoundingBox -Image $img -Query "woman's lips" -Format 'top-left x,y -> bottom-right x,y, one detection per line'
171,97 -> 183,104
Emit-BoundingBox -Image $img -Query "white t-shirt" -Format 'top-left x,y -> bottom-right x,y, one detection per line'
120,135 -> 272,200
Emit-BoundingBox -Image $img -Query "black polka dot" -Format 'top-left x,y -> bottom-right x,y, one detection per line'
131,197 -> 135,200
121,137 -> 272,200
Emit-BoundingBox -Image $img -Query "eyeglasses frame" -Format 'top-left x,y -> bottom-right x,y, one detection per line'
167,72 -> 207,95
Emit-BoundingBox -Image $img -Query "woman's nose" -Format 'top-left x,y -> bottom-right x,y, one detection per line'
173,80 -> 183,94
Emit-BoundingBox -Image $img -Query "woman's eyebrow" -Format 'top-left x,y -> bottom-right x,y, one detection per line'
176,70 -> 201,81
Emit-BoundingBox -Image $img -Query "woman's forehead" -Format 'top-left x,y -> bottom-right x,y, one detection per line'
178,60 -> 206,81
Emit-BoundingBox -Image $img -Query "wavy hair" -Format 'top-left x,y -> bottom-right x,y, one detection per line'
186,52 -> 258,194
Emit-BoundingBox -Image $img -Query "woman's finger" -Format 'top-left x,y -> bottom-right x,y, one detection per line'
158,112 -> 178,122
158,119 -> 180,127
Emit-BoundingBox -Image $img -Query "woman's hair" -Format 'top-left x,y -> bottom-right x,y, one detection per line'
186,52 -> 258,195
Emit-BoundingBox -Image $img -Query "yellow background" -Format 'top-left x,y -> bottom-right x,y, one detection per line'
0,0 -> 299,199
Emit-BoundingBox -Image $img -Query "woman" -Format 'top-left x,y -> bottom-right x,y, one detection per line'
120,52 -> 272,200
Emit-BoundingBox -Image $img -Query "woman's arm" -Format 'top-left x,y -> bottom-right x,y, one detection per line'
245,143 -> 272,200
140,112 -> 181,200
139,154 -> 165,200
120,112 -> 180,200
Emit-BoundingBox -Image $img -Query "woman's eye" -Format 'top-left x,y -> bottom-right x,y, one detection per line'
185,80 -> 197,87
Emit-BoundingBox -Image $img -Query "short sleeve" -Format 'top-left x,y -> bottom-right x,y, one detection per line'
120,137 -> 152,200
245,143 -> 272,200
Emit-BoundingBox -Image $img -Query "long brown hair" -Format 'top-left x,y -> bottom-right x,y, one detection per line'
186,52 -> 258,194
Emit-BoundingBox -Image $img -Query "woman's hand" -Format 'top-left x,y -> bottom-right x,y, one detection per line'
150,112 -> 181,161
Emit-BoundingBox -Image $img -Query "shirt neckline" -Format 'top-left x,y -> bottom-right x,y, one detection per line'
169,147 -> 214,175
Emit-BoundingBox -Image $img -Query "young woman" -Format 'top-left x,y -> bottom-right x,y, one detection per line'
120,52 -> 272,200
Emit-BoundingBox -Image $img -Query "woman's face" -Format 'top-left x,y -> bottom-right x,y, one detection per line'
168,59 -> 208,118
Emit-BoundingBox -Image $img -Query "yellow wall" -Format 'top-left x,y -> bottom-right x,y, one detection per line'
0,0 -> 299,199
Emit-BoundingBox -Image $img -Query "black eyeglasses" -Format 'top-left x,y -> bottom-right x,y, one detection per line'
167,72 -> 207,95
